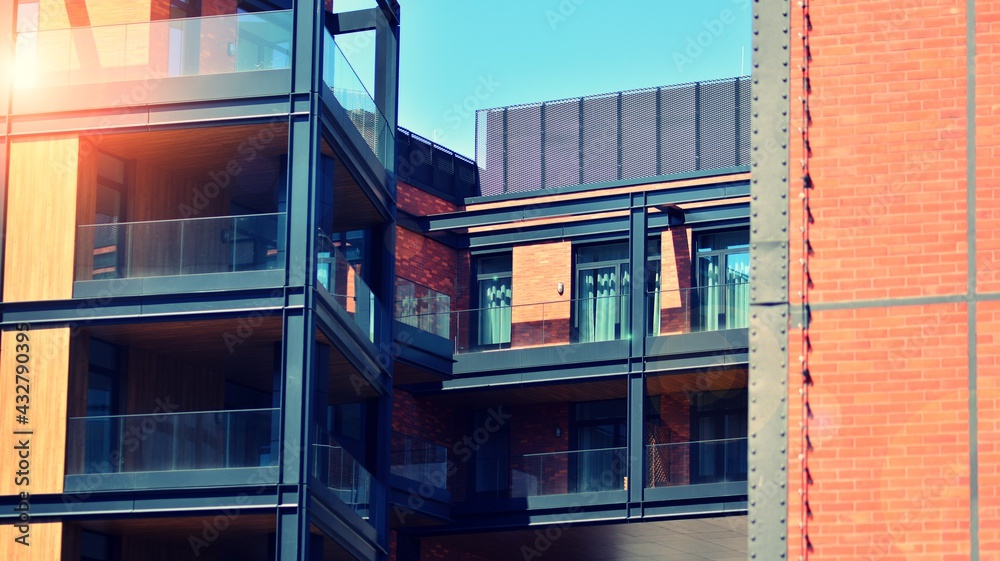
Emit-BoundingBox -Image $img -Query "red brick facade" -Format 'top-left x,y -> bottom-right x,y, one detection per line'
786,1 -> 985,558
511,242 -> 571,346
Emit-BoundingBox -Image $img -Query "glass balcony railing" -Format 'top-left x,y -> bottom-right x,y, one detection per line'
66,408 -> 279,476
394,278 -> 451,339
76,213 -> 284,281
315,230 -> 381,343
473,447 -> 628,500
312,444 -> 372,518
445,283 -> 750,354
647,282 -> 749,336
645,437 -> 748,488
390,432 -> 448,490
450,294 -> 630,353
14,11 -> 293,90
322,29 -> 391,167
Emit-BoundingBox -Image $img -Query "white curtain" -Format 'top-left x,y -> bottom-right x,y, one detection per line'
726,257 -> 750,329
700,258 -> 722,331
579,267 -> 618,342
479,279 -> 511,345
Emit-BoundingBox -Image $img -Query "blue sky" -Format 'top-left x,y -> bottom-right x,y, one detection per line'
341,0 -> 752,158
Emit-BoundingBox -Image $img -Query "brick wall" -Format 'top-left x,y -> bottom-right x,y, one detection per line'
657,228 -> 693,335
398,181 -> 459,216
785,1 -> 978,559
509,402 -> 570,496
392,390 -> 459,449
977,301 -> 1000,559
511,242 -> 571,346
396,228 -> 458,299
976,2 -> 1000,293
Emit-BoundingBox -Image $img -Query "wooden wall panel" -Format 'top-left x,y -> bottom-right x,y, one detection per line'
125,347 -> 225,414
5,137 -> 80,302
129,162 -> 229,277
0,521 -> 62,560
0,328 -> 71,496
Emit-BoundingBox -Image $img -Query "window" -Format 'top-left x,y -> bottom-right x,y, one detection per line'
81,530 -> 117,561
471,409 -> 509,498
694,230 -> 750,331
572,399 -> 627,492
691,390 -> 747,484
92,154 -> 128,279
573,243 -> 630,343
475,254 -> 512,348
84,339 -> 122,473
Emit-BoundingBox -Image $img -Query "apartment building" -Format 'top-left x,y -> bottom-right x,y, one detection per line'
1,1 -> 401,560
388,79 -> 751,560
0,0 -> 754,557
2,0 -> 997,560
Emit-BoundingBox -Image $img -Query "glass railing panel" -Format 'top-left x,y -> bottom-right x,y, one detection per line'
14,10 -> 293,89
312,444 -> 372,518
316,230 -> 380,342
394,278 -> 451,339
511,448 -> 628,497
322,29 -> 391,166
127,219 -> 183,278
65,409 -> 279,476
646,282 -> 750,336
75,213 -> 284,281
451,294 -> 629,353
645,437 -> 748,488
390,433 -> 448,489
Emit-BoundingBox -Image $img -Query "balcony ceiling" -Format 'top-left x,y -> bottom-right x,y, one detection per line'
320,140 -> 385,232
97,124 -> 287,178
423,367 -> 747,409
85,317 -> 282,392
96,123 -> 288,214
428,515 -> 747,561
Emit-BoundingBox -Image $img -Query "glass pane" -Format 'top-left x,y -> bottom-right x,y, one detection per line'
577,242 -> 628,264
696,255 -> 721,331
478,276 -> 511,345
725,252 -> 750,328
577,266 -> 619,342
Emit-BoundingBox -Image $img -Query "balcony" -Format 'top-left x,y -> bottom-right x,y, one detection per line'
645,437 -> 748,488
312,444 -> 372,519
316,230 -> 382,343
395,278 -> 451,339
390,432 -> 448,489
322,28 -> 391,168
65,408 -> 279,491
469,447 -> 628,500
647,282 -> 749,335
74,213 -> 284,295
407,284 -> 750,356
15,11 -> 293,90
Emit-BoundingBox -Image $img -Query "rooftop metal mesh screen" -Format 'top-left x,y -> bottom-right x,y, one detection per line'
396,127 -> 478,201
476,76 -> 750,197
